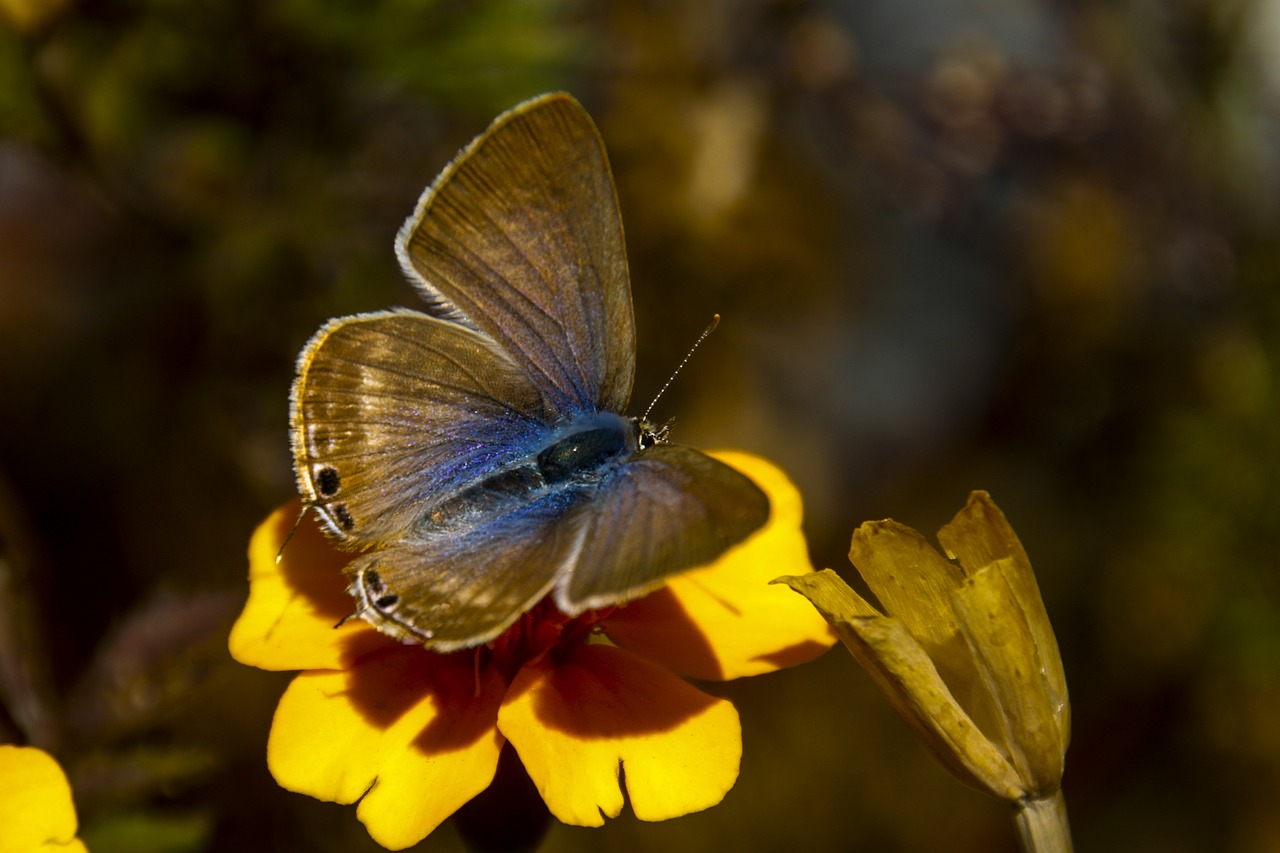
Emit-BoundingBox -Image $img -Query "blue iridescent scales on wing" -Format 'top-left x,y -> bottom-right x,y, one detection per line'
289,93 -> 768,651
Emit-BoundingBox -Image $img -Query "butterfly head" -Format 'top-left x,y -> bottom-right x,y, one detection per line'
636,417 -> 673,450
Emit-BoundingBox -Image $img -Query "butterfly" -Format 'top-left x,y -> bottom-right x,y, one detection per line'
289,93 -> 769,651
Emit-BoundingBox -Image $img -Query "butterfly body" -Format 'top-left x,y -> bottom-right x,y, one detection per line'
416,412 -> 642,535
290,94 -> 769,651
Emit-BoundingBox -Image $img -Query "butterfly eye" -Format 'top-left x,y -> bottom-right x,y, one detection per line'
637,418 -> 672,450
374,593 -> 400,611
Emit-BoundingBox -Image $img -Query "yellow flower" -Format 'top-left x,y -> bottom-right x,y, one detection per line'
776,491 -> 1072,851
0,745 -> 88,853
230,451 -> 834,850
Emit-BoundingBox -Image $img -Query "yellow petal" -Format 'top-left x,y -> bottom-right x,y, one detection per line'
267,647 -> 505,850
229,502 -> 390,671
498,644 -> 740,826
0,745 -> 87,853
603,451 -> 835,680
848,519 -> 988,705
952,562 -> 1066,794
776,570 -> 1025,800
938,492 -> 1070,745
849,519 -> 966,653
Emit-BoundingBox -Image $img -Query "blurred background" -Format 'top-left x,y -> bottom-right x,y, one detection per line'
1,0 -> 1278,850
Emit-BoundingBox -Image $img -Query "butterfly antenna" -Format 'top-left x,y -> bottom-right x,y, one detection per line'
275,504 -> 307,564
642,314 -> 721,423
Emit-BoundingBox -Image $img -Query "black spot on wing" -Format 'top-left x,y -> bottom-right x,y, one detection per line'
331,502 -> 356,531
317,466 -> 341,497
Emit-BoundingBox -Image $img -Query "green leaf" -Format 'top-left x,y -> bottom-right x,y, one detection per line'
81,811 -> 213,853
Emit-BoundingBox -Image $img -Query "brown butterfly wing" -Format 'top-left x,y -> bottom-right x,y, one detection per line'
554,445 -> 770,613
343,493 -> 586,651
396,93 -> 635,418
290,309 -> 549,547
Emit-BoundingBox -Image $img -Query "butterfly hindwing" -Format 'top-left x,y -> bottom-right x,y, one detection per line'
344,494 -> 583,650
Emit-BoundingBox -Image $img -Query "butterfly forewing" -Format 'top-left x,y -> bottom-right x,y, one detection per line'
396,93 -> 635,418
291,309 -> 549,546
555,446 -> 770,613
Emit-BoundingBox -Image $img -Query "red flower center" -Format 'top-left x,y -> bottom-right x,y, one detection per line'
483,599 -> 617,680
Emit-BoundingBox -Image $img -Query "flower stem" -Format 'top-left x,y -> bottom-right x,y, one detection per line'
1012,789 -> 1073,853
